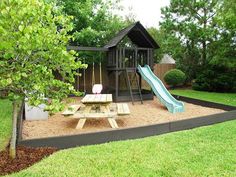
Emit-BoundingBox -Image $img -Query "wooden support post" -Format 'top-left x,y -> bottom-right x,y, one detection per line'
76,105 -> 91,129
119,48 -> 122,69
151,49 -> 154,68
102,103 -> 118,128
108,118 -> 118,128
115,71 -> 119,100
123,48 -> 125,68
139,73 -> 142,92
125,69 -> 134,104
116,49 -> 118,68
76,119 -> 86,129
135,72 -> 143,104
76,69 -> 80,91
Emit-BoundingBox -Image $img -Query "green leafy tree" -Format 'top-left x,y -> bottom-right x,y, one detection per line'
160,0 -> 236,91
192,0 -> 236,92
0,0 -> 85,157
58,0 -> 126,47
148,27 -> 184,64
160,0 -> 219,80
209,0 -> 236,69
57,0 -> 130,64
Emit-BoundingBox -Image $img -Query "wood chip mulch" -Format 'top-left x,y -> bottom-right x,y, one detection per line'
0,146 -> 57,175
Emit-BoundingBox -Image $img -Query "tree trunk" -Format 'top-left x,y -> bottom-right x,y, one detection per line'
202,6 -> 207,66
202,40 -> 207,65
9,100 -> 18,159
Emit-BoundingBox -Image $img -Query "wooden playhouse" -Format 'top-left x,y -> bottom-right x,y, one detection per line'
69,21 -> 160,102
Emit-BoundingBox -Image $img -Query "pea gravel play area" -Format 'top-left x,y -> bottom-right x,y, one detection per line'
22,97 -> 225,140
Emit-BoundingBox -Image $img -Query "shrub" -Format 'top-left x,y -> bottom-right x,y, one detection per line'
164,69 -> 186,87
192,66 -> 236,92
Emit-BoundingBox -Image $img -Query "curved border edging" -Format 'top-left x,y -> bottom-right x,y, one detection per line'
172,94 -> 236,111
17,97 -> 236,149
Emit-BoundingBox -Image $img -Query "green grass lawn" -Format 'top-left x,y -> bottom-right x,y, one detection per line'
0,99 -> 12,151
170,89 -> 236,107
11,120 -> 236,177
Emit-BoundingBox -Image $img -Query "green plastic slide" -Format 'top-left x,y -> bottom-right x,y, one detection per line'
138,65 -> 184,113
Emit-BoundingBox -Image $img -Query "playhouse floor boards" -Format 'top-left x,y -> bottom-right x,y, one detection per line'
22,97 -> 225,140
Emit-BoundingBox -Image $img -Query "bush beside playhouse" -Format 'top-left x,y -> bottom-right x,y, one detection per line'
164,69 -> 186,87
192,66 -> 236,92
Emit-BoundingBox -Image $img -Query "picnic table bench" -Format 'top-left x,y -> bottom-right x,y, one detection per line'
73,94 -> 118,129
62,94 -> 130,129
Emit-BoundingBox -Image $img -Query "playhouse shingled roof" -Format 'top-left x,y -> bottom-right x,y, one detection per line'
104,22 -> 160,49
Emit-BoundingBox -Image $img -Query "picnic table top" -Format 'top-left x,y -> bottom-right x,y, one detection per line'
81,94 -> 113,104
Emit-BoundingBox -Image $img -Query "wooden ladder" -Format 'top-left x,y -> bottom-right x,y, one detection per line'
125,68 -> 143,105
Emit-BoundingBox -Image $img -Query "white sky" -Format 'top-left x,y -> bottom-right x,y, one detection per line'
116,0 -> 170,28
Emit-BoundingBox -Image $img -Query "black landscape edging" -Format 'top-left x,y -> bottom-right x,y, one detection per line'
18,110 -> 236,149
170,110 -> 236,132
18,122 -> 170,149
17,96 -> 236,149
172,94 -> 236,111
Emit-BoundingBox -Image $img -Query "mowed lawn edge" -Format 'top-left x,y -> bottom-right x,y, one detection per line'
170,89 -> 236,107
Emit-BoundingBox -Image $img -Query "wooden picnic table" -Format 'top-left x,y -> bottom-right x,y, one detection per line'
73,94 -> 119,129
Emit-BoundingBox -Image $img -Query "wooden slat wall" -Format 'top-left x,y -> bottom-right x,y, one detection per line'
75,63 -> 175,93
154,64 -> 176,82
58,62 -> 175,93
75,64 -> 109,93
142,63 -> 176,89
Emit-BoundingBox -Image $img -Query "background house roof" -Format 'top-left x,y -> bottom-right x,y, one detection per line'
160,54 -> 176,64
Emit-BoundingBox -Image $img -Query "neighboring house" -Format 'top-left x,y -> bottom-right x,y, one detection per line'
160,54 -> 176,64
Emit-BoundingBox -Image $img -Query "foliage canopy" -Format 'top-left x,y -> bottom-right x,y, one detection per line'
158,0 -> 236,91
58,0 -> 126,47
0,0 -> 85,111
57,0 -> 129,64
